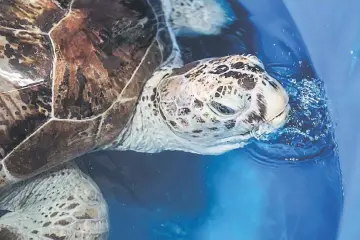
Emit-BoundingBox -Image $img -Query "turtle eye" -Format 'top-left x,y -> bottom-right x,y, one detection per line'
210,101 -> 236,115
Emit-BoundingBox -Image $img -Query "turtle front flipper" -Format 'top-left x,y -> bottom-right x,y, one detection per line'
0,162 -> 108,240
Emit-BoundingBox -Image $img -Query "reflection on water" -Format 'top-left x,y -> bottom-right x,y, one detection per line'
78,0 -> 343,239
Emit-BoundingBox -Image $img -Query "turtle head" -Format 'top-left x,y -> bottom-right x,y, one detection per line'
155,54 -> 289,154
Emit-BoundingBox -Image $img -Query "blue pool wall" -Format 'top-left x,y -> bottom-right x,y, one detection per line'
284,0 -> 360,239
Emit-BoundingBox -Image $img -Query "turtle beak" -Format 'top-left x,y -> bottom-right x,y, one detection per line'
262,78 -> 290,127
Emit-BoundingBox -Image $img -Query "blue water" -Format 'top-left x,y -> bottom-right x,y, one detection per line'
78,0 -> 344,239
285,1 -> 360,239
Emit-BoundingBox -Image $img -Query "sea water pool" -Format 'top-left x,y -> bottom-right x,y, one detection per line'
78,0 -> 359,239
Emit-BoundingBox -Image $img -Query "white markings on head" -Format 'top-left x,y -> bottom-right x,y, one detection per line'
154,54 -> 289,153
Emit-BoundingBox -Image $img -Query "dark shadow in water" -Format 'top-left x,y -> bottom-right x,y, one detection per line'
76,151 -> 212,239
78,151 -> 210,213
177,0 -> 255,63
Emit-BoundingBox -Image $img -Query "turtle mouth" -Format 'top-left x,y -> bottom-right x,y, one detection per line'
267,104 -> 290,126
273,106 -> 287,120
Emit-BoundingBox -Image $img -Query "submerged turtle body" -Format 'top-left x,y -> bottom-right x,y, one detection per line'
0,0 -> 170,184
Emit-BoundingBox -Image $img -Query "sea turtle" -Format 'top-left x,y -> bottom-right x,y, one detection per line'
0,0 -> 290,238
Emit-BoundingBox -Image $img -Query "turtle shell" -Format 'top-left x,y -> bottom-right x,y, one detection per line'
0,0 -> 170,185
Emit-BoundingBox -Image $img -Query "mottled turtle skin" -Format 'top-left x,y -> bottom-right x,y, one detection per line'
0,0 -> 170,186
